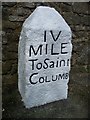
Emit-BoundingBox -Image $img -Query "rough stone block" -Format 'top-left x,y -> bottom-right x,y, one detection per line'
18,6 -> 72,108
2,2 -> 16,7
2,52 -> 18,61
2,61 -> 12,75
72,3 -> 89,14
2,74 -> 18,85
2,20 -> 22,30
63,12 -> 81,25
60,3 -> 72,12
9,15 -> 25,22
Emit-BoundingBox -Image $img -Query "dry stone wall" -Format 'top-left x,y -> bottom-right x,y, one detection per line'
2,2 -> 90,118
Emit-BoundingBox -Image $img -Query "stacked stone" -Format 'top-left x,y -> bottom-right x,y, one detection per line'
2,2 -> 89,118
2,3 -> 36,89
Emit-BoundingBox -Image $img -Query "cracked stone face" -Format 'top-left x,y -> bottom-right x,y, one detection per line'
18,6 -> 72,108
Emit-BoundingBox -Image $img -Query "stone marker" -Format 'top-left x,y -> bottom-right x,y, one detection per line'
18,6 -> 72,108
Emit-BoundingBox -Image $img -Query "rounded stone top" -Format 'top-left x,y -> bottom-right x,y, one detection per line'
23,6 -> 71,32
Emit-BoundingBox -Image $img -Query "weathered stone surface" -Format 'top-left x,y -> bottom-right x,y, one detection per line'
18,6 -> 72,108
16,7 -> 31,16
72,3 -> 89,14
81,15 -> 90,26
2,61 -> 12,75
7,43 -> 18,52
2,45 -> 7,53
72,43 -> 88,65
69,84 -> 88,102
60,3 -> 72,12
75,31 -> 89,39
2,74 -> 18,85
11,64 -> 18,75
8,7 -> 31,17
73,42 -> 88,53
2,20 -> 22,30
72,32 -> 77,39
2,52 -> 18,61
9,15 -> 25,22
21,2 -> 36,9
71,65 -> 88,73
2,7 -> 9,20
2,2 -> 16,7
74,25 -> 90,31
2,37 -> 7,45
62,12 -> 81,25
73,38 -> 88,43
6,29 -> 21,43
71,46 -> 89,66
2,31 -> 6,37
0,62 -> 2,75
70,72 -> 89,87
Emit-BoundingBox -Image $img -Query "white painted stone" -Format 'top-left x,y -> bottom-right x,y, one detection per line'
18,6 -> 72,108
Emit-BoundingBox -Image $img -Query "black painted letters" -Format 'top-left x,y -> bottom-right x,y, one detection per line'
28,30 -> 70,85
